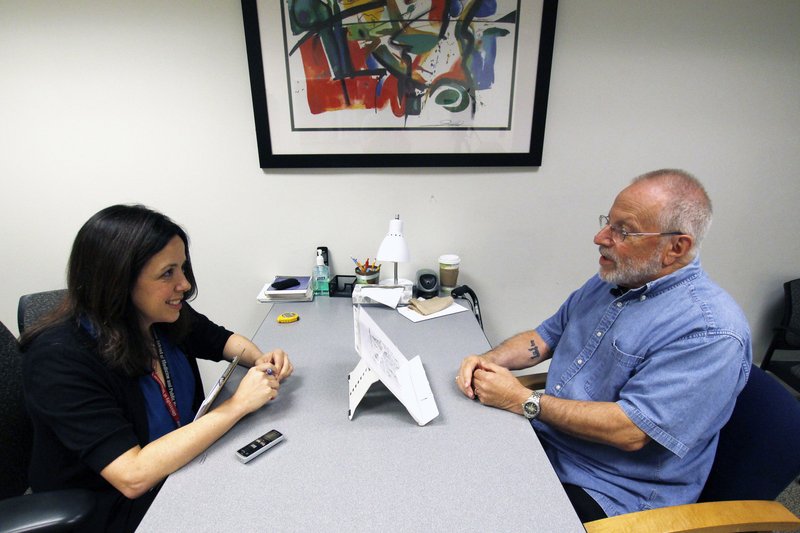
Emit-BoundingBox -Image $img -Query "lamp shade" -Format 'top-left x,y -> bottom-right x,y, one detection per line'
376,215 -> 410,262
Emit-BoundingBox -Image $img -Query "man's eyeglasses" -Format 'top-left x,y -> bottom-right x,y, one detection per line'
599,215 -> 683,243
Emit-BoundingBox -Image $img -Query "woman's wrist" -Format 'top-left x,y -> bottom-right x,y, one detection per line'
217,394 -> 251,421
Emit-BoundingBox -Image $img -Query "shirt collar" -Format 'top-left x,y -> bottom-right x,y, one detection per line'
608,256 -> 702,299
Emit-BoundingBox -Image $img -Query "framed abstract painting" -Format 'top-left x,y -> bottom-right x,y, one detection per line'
241,0 -> 558,168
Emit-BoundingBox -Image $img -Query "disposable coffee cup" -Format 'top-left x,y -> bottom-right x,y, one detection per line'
438,254 -> 460,288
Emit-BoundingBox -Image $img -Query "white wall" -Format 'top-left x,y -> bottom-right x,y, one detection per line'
2,1 -> 799,382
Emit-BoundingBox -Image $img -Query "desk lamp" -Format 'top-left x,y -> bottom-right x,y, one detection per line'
376,214 -> 410,285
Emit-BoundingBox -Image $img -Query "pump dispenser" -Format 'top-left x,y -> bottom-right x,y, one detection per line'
313,249 -> 330,296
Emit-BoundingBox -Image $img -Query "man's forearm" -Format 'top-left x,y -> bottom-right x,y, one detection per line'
484,330 -> 551,370
538,395 -> 650,451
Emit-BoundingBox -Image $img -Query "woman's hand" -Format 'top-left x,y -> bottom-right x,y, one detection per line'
255,349 -> 293,381
229,363 -> 280,415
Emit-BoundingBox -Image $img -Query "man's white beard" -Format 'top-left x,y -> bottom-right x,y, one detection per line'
598,246 -> 663,288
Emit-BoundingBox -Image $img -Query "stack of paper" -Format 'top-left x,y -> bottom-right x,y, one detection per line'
257,276 -> 313,303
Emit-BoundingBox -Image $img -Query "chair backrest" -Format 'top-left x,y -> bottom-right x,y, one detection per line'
783,279 -> 800,347
699,364 -> 800,502
17,289 -> 67,335
0,320 -> 33,499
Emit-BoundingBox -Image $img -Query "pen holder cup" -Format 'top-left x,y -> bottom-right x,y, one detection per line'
355,269 -> 379,285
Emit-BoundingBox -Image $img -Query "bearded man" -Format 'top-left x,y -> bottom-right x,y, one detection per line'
457,169 -> 751,521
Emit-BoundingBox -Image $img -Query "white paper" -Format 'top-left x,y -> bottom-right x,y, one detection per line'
397,301 -> 470,323
402,355 -> 439,424
350,306 -> 439,425
359,287 -> 404,308
347,358 -> 380,420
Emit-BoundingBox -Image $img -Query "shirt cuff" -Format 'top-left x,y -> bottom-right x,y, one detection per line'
618,400 -> 689,458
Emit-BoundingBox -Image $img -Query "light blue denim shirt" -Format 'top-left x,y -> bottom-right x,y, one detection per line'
532,257 -> 751,517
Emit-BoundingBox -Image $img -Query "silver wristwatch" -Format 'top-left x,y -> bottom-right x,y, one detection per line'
522,391 -> 542,420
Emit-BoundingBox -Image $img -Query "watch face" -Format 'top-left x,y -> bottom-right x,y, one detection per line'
523,393 -> 541,419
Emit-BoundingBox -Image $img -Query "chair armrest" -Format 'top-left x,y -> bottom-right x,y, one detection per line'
516,372 -> 547,390
583,500 -> 800,533
0,489 -> 96,533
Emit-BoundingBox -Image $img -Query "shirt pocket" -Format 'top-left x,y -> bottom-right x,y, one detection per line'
584,339 -> 644,401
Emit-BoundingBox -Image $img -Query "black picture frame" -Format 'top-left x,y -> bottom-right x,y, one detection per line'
242,0 -> 558,168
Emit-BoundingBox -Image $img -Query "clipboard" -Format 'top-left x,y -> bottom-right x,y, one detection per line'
193,356 -> 240,421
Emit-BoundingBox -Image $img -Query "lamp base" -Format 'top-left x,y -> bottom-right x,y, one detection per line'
379,278 -> 413,289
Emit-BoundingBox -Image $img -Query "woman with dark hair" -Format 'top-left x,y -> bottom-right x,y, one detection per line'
21,204 -> 293,532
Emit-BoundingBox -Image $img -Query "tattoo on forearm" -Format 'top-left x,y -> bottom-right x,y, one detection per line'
529,340 -> 541,361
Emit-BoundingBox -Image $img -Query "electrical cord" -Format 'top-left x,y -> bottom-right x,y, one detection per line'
451,284 -> 482,329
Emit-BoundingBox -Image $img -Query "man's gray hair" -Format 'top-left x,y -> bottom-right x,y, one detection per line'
633,169 -> 713,256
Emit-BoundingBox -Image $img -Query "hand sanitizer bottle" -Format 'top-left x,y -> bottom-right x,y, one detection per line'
313,249 -> 330,296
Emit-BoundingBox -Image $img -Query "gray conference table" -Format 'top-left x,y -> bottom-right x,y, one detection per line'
138,297 -> 583,532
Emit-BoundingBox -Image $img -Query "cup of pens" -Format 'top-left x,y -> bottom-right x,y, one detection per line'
353,258 -> 380,284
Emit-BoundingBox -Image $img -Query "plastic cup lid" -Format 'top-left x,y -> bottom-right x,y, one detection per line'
438,254 -> 460,265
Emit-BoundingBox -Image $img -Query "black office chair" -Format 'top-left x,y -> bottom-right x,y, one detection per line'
583,364 -> 800,532
0,320 -> 30,499
760,278 -> 800,394
0,319 -> 95,532
17,289 -> 67,335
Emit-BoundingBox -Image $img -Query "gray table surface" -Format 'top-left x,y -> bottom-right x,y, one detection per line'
138,298 -> 583,532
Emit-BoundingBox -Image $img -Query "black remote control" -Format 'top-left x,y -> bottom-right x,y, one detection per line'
271,278 -> 300,290
235,429 -> 284,463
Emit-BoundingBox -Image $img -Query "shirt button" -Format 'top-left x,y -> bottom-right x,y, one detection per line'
616,302 -> 623,308
577,358 -> 583,365
596,331 -> 603,337
640,295 -> 647,301
555,384 -> 562,391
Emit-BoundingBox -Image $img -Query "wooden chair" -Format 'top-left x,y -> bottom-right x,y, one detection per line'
517,372 -> 548,391
583,499 -> 799,533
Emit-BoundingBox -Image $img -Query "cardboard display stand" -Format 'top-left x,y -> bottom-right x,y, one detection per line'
348,305 -> 439,426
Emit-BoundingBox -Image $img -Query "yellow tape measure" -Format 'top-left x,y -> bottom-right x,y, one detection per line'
277,312 -> 299,324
